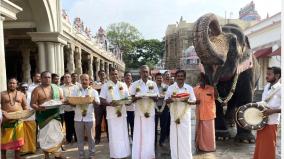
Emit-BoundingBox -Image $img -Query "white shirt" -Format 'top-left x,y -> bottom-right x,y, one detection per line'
100,80 -> 129,119
26,83 -> 40,121
73,87 -> 100,122
28,82 -> 40,93
164,82 -> 196,122
157,83 -> 168,107
126,83 -> 135,111
129,79 -> 159,117
61,84 -> 79,112
262,81 -> 281,125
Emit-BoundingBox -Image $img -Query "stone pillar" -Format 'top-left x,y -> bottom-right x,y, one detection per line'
21,47 -> 31,83
100,60 -> 104,71
95,58 -> 100,81
75,47 -> 82,74
60,44 -> 65,75
105,62 -> 109,76
37,42 -> 46,72
88,55 -> 94,80
0,16 -> 7,91
67,44 -> 75,73
46,42 -> 55,73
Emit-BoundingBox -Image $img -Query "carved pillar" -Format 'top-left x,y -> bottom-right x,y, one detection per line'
21,47 -> 31,83
95,57 -> 100,81
88,55 -> 94,80
100,59 -> 104,71
75,47 -> 82,74
67,43 -> 75,73
105,62 -> 109,76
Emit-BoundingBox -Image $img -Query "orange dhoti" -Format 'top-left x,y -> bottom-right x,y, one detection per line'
1,120 -> 24,150
253,124 -> 278,159
195,119 -> 216,152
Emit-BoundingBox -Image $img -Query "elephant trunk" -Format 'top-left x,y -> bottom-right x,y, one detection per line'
193,13 -> 230,65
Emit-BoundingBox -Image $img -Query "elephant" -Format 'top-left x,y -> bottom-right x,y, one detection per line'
192,13 -> 261,143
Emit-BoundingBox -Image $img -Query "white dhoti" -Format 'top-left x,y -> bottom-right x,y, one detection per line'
38,119 -> 64,153
108,116 -> 130,158
132,115 -> 155,159
170,117 -> 192,159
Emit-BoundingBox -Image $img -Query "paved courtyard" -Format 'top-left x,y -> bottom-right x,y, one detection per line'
7,108 -> 281,159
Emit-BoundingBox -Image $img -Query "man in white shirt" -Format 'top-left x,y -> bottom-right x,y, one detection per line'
61,73 -> 78,144
129,65 -> 159,159
165,70 -> 196,159
254,67 -> 281,159
73,74 -> 100,159
124,71 -> 135,140
28,72 -> 41,92
71,73 -> 81,87
100,68 -> 130,159
154,73 -> 170,147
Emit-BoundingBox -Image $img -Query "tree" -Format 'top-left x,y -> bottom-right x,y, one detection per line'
106,22 -> 142,52
124,39 -> 165,69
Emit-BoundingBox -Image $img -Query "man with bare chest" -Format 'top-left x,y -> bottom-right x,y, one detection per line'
1,78 -> 28,159
31,71 -> 65,159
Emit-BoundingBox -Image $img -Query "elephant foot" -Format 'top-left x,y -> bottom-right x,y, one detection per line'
216,130 -> 231,141
234,132 -> 255,143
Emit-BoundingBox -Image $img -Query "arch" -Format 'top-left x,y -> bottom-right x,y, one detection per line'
8,0 -> 60,32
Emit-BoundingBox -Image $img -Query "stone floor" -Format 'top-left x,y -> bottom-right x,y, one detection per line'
7,108 -> 281,159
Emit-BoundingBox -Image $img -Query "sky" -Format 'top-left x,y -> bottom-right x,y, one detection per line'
61,0 -> 282,40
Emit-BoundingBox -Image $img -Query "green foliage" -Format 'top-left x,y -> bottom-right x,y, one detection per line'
106,22 -> 164,69
106,22 -> 142,52
125,39 -> 165,69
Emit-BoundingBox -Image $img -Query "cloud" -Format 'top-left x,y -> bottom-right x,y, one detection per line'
62,0 -> 281,40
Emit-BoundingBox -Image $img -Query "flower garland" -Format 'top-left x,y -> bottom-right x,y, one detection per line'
108,81 -> 125,117
136,80 -> 156,118
155,84 -> 168,113
217,73 -> 239,106
78,87 -> 93,117
170,86 -> 190,124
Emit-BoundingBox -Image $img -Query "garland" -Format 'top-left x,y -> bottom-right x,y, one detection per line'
155,84 -> 168,113
78,87 -> 93,117
170,86 -> 190,124
136,80 -> 156,118
217,73 -> 239,105
108,81 -> 125,117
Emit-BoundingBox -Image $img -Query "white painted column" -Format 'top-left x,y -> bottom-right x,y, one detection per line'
0,16 -> 7,91
46,42 -> 55,73
88,55 -> 94,80
21,47 -> 31,83
37,42 -> 46,72
67,44 -> 75,73
55,43 -> 60,74
60,44 -> 65,76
